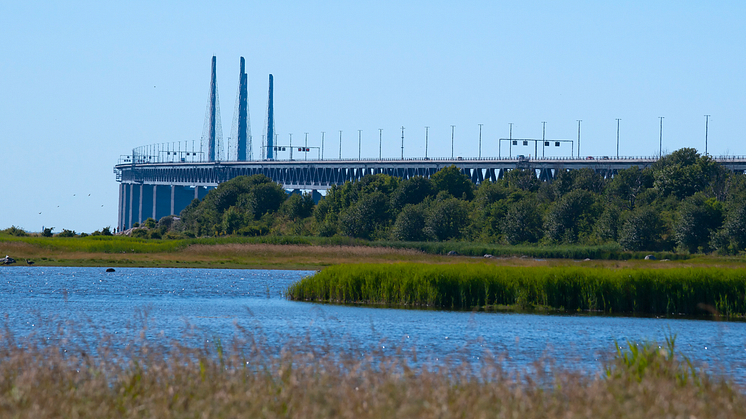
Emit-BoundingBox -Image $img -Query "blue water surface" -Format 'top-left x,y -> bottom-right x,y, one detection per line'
1,266 -> 745,379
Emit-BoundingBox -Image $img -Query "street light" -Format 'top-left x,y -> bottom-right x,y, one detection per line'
616,119 -> 621,158
478,123 -> 483,159
425,126 -> 429,159
541,122 -> 546,158
400,126 -> 405,159
705,115 -> 710,155
507,122 -> 513,158
659,117 -> 664,158
378,129 -> 383,160
451,125 -> 455,159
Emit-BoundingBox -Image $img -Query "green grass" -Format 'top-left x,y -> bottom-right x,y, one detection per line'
288,263 -> 746,316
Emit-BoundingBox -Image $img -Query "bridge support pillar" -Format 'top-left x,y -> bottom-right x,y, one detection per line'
118,183 -> 125,231
172,186 -> 196,216
140,184 -> 154,224
154,185 -> 171,221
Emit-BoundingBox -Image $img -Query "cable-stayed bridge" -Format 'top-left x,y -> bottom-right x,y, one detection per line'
113,56 -> 746,231
114,154 -> 746,231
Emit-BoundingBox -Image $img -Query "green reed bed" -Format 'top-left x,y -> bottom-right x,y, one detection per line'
288,263 -> 746,316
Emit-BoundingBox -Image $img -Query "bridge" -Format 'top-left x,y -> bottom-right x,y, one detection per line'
114,56 -> 745,231
113,155 -> 746,231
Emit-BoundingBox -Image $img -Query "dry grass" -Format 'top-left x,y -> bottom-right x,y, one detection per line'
4,237 -> 746,270
0,323 -> 742,419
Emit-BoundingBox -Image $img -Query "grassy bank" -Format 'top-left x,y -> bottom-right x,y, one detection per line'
288,263 -> 746,317
5,234 -> 746,270
0,325 -> 740,418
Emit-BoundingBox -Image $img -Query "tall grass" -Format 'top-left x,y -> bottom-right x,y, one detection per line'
288,263 -> 746,316
0,321 -> 741,418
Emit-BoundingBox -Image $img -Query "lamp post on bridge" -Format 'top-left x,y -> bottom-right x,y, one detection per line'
705,115 -> 710,156
339,130 -> 342,160
478,124 -> 483,159
616,119 -> 621,158
321,131 -> 325,160
305,133 -> 308,161
425,126 -> 429,159
507,122 -> 513,158
541,122 -> 546,158
451,125 -> 455,159
400,126 -> 405,160
358,130 -> 362,160
659,117 -> 664,158
379,128 -> 382,160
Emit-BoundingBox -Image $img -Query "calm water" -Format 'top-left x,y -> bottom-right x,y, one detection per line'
1,266 -> 745,378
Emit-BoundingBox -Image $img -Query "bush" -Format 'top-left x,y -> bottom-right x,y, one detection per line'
1,226 -> 28,237
57,229 -> 76,238
131,229 -> 149,239
41,227 -> 54,237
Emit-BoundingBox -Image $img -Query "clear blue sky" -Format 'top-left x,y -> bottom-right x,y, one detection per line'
1,1 -> 744,233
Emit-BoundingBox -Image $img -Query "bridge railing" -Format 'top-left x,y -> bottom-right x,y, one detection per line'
118,147 -> 746,166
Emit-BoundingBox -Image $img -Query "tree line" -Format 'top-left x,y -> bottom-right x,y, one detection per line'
142,147 -> 746,254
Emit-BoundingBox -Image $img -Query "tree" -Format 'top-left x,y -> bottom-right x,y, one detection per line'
431,166 -> 474,200
222,206 -> 244,235
143,218 -> 157,229
391,176 -> 435,210
653,148 -> 725,200
544,189 -> 598,243
339,192 -> 389,239
424,197 -> 468,241
281,193 -> 315,220
41,227 -> 54,237
675,194 -> 723,253
594,205 -> 622,242
504,169 -> 541,192
391,204 -> 427,241
474,181 -> 510,206
503,200 -> 543,244
606,166 -> 654,210
618,207 -> 663,251
711,202 -> 746,252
